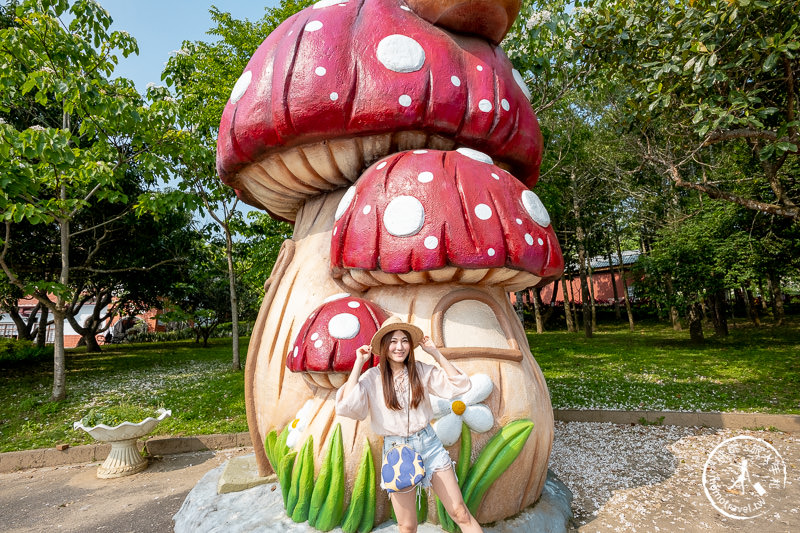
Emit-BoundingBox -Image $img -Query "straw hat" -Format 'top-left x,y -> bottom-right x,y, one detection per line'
369,316 -> 424,356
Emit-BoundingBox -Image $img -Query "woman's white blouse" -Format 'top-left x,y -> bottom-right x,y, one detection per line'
335,361 -> 471,437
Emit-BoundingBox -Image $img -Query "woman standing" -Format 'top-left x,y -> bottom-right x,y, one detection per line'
335,316 -> 483,533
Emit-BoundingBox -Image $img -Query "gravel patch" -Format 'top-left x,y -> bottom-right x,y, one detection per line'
549,421 -> 800,532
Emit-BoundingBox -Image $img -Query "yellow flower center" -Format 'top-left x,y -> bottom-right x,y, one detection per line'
291,418 -> 300,429
451,400 -> 466,416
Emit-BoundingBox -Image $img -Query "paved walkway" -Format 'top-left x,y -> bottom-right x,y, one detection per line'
0,447 -> 251,533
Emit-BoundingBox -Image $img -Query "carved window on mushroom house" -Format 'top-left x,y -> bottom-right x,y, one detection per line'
430,288 -> 523,362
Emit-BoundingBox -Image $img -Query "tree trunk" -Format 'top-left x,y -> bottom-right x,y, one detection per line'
707,289 -> 728,337
664,277 -> 682,331
52,209 -> 69,401
757,279 -> 769,311
612,217 -> 634,331
561,274 -> 575,333
687,301 -> 704,343
587,261 -> 597,332
532,288 -> 544,334
744,286 -> 761,326
766,272 -> 785,326
542,279 -> 558,324
606,248 -> 621,321
36,305 -> 49,348
223,223 -> 241,371
571,175 -> 592,338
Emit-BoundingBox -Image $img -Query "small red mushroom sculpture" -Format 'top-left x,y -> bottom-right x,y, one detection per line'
217,0 -> 564,527
287,295 -> 387,388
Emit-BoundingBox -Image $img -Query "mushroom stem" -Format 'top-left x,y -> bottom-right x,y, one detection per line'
246,189 -> 355,468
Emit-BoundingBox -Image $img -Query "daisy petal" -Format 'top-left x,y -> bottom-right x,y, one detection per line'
430,395 -> 453,417
462,404 -> 494,433
433,413 -> 463,446
461,374 -> 493,405
287,430 -> 300,449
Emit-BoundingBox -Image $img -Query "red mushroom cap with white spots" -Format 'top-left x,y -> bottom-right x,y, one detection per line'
216,0 -> 542,221
286,294 -> 388,389
330,149 -> 564,291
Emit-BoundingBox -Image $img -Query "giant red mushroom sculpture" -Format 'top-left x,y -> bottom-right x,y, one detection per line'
217,0 -> 564,525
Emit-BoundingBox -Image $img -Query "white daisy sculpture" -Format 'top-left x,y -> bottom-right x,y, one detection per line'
286,400 -> 314,449
431,373 -> 494,446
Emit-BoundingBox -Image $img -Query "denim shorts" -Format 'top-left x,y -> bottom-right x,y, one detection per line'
382,424 -> 453,491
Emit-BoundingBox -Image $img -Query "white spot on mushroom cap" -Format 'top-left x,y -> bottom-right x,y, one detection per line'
538,237 -> 545,245
413,149 -> 427,154
323,293 -> 350,303
525,233 -> 534,245
335,187 -> 355,221
501,99 -> 510,111
400,4 -> 411,10
330,92 -> 339,101
521,190 -> 551,227
328,313 -> 361,339
315,66 -> 326,76
384,195 -> 424,237
348,301 -> 360,308
488,248 -> 496,256
477,65 -> 484,71
333,226 -> 338,235
399,94 -> 412,107
424,236 -> 438,249
293,346 -> 299,357
313,0 -> 347,8
456,147 -> 493,164
311,332 -> 319,341
305,20 -> 324,32
314,339 -> 323,348
451,76 -> 461,87
418,171 -> 433,183
474,204 -> 493,220
377,161 -> 387,170
363,205 -> 371,215
230,71 -> 251,104
478,99 -> 493,112
491,173 -> 500,180
515,218 -> 523,225
376,34 -> 425,73
512,69 -> 532,101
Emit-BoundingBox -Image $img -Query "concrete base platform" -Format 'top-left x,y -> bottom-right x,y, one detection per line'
174,461 -> 573,533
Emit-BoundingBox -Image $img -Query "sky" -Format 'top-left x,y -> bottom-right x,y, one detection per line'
98,0 -> 280,94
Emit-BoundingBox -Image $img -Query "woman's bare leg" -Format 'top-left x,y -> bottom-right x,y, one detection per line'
389,488 -> 418,533
431,467 -> 483,533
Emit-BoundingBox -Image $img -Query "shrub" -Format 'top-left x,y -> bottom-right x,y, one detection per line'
0,338 -> 53,364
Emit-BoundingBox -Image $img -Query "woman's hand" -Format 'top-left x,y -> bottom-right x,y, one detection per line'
418,336 -> 442,360
355,345 -> 372,367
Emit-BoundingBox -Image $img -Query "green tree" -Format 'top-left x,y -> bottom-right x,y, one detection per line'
0,0 -> 181,400
578,0 -> 800,220
160,1 -> 311,370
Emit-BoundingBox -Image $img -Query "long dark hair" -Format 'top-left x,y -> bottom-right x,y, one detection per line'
379,330 -> 424,411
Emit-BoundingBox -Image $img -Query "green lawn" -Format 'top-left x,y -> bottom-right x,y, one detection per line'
0,338 -> 248,452
531,317 -> 800,414
1,318 -> 798,453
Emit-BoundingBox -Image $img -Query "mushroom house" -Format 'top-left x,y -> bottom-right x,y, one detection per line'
217,0 -> 565,528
